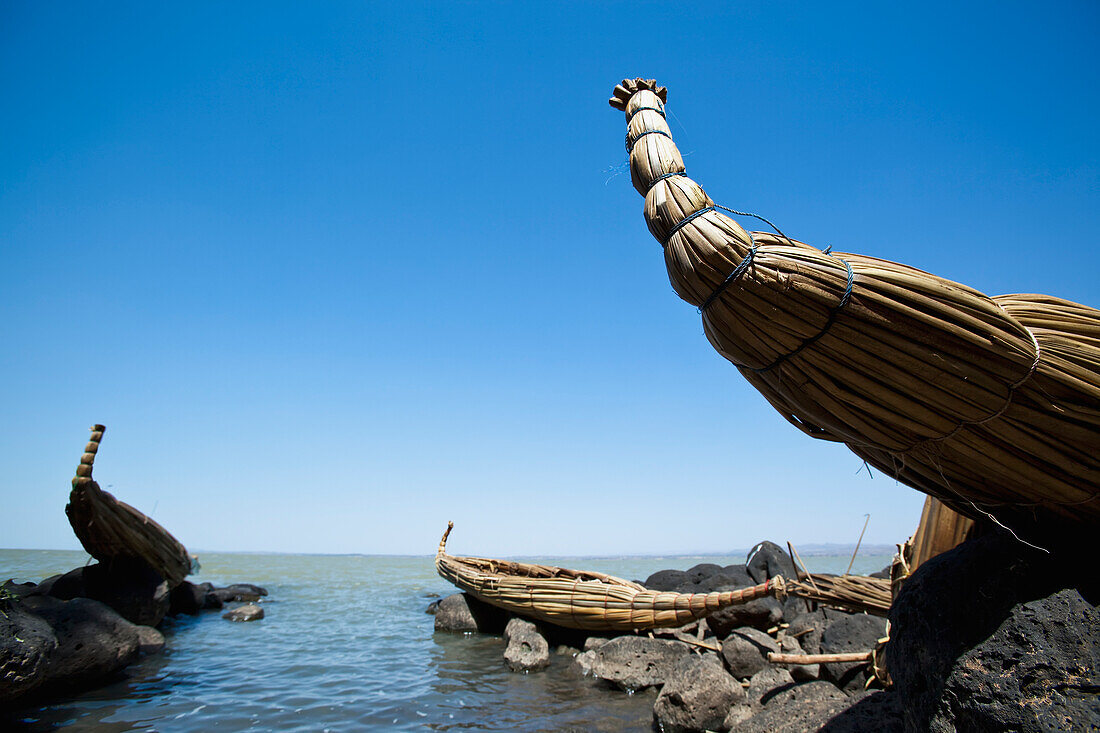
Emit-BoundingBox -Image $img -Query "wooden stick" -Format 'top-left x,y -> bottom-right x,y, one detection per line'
769,651 -> 872,665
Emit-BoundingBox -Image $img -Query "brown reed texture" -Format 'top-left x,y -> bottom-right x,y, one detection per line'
66,424 -> 192,586
610,78 -> 1100,531
435,523 -> 782,631
786,574 -> 893,617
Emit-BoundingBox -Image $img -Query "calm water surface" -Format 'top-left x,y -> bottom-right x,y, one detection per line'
0,549 -> 890,731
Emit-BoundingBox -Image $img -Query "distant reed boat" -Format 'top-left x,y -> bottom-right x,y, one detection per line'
610,78 -> 1100,532
67,424 -> 192,586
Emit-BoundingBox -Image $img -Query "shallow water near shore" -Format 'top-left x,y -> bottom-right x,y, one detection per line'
1,549 -> 891,731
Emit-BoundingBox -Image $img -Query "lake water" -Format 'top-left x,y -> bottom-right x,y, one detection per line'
1,548 -> 891,731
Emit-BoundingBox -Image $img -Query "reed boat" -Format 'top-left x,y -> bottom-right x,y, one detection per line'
435,523 -> 783,631
67,425 -> 192,586
609,78 -> 1100,532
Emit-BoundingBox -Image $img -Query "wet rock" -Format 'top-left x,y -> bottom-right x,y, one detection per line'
210,583 -> 268,603
136,625 -> 165,654
22,596 -> 139,690
868,565 -> 892,580
169,580 -> 205,616
1,580 -> 39,600
432,593 -> 509,634
819,613 -> 883,692
889,531 -> 1100,732
502,618 -> 549,672
777,632 -> 819,682
0,600 -> 58,706
585,636 -> 692,691
197,582 -> 223,610
222,604 -> 264,622
721,627 -> 780,679
425,599 -> 441,615
724,667 -> 795,728
568,649 -> 597,677
653,653 -> 742,733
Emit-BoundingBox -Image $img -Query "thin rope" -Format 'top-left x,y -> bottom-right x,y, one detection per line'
745,256 -> 855,373
900,327 -> 1042,454
626,128 -> 672,153
647,171 -> 687,191
627,105 -> 665,122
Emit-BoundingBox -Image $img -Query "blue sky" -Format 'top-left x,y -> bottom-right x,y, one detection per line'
2,2 -> 1098,556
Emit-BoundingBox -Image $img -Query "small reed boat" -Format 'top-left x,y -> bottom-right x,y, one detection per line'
435,522 -> 783,631
67,424 -> 192,587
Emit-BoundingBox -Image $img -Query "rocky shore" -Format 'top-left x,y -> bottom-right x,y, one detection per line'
431,533 -> 1099,732
1,562 -> 268,710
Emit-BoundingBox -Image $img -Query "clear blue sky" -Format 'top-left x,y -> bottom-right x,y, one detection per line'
3,2 -> 1098,556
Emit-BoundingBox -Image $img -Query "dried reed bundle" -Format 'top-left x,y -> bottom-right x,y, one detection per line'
67,425 -> 192,586
435,523 -> 782,631
786,574 -> 893,617
610,79 -> 1100,530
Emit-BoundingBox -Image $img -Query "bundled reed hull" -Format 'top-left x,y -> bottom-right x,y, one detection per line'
435,524 -> 780,631
66,425 -> 192,587
610,79 -> 1100,531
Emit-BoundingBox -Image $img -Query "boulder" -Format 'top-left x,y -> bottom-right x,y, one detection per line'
568,649 -> 597,678
684,563 -> 723,583
724,667 -> 796,728
210,583 -> 268,603
888,530 -> 1100,732
696,567 -> 784,637
746,542 -> 809,620
585,636 -> 692,691
0,600 -> 58,706
502,618 -> 550,672
785,608 -> 852,656
223,604 -> 264,622
136,625 -> 165,654
1,580 -> 39,600
425,599 -> 441,615
767,679 -> 847,708
169,580 -> 205,616
432,593 -> 509,634
730,688 -> 878,733
653,653 -> 743,733
21,595 -> 139,690
819,613 -> 884,692
644,569 -> 690,591
750,666 -> 796,705
47,561 -> 171,627
720,627 -> 780,679
36,567 -> 88,599
583,636 -> 610,652
198,582 -> 223,610
817,690 -> 904,732
746,541 -> 796,585
777,632 -> 820,682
